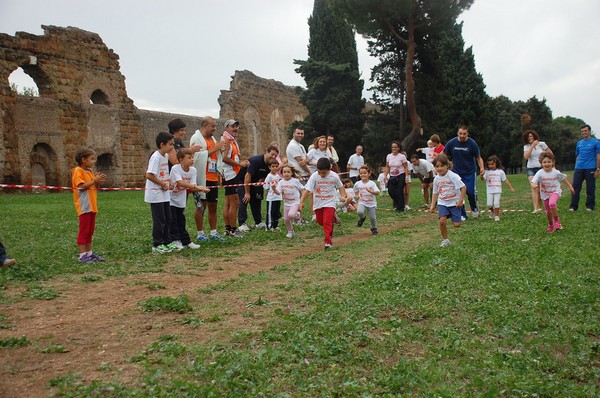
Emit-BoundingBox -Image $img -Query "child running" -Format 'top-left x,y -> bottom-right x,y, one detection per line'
169,148 -> 210,250
481,155 -> 515,221
72,148 -> 107,263
429,154 -> 466,247
354,165 -> 380,235
273,164 -> 305,238
531,151 -> 575,233
299,158 -> 347,249
264,159 -> 283,231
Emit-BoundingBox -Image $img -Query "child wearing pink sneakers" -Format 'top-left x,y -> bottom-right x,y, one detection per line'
531,152 -> 574,233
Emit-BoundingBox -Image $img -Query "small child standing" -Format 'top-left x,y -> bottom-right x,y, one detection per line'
299,158 -> 347,249
169,148 -> 210,250
531,151 -> 575,233
264,159 -> 282,231
417,140 -> 436,163
72,148 -> 107,263
482,155 -> 515,221
429,154 -> 466,247
354,166 -> 380,235
273,164 -> 305,238
339,178 -> 357,213
377,166 -> 388,197
145,132 -> 176,254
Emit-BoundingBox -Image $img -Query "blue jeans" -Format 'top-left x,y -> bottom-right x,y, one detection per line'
459,172 -> 478,218
569,169 -> 596,210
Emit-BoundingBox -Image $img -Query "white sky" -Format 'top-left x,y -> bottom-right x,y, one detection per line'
1,0 -> 599,134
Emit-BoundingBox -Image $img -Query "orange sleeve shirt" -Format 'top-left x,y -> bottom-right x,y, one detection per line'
205,138 -> 220,182
71,166 -> 98,215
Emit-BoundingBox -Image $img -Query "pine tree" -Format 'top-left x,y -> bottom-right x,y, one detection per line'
294,0 -> 366,157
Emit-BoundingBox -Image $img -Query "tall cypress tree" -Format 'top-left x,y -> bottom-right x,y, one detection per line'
294,0 -> 365,156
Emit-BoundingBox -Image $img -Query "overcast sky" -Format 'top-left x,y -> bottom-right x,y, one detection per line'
1,0 -> 599,136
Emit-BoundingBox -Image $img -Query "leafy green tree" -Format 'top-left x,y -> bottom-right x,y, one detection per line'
294,0 -> 365,156
331,0 -> 474,153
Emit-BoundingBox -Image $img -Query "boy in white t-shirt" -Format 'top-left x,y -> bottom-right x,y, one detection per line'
169,148 -> 210,250
145,132 -> 176,255
354,166 -> 380,235
429,154 -> 466,248
299,158 -> 347,249
264,160 -> 283,230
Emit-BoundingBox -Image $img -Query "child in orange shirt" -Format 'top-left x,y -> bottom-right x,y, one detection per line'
72,148 -> 106,263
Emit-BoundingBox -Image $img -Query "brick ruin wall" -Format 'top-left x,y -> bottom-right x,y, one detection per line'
0,26 -> 307,188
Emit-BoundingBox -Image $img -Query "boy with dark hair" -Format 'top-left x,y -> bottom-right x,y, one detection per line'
72,148 -> 107,263
145,132 -> 176,254
299,157 -> 347,249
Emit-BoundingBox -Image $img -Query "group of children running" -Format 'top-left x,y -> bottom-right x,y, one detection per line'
71,131 -> 574,261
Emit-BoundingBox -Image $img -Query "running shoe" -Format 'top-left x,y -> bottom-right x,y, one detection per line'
440,239 -> 451,247
357,217 -> 366,227
186,242 -> 201,249
238,223 -> 251,232
89,252 -> 106,262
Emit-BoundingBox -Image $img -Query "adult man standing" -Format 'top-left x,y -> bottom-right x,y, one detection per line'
242,146 -> 280,229
221,119 -> 250,237
327,134 -> 340,172
410,154 -> 435,207
286,127 -> 311,181
346,145 -> 364,183
190,116 -> 226,241
443,125 -> 485,219
569,124 -> 600,211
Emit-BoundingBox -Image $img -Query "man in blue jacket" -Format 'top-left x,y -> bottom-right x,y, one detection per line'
569,124 -> 600,211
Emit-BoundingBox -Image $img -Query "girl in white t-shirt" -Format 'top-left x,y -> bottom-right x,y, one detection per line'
481,155 -> 515,221
523,129 -> 553,213
354,166 -> 380,235
531,152 -> 574,233
430,154 -> 466,247
264,161 -> 283,230
273,164 -> 305,238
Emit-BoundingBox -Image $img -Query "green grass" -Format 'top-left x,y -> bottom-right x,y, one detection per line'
1,177 -> 599,396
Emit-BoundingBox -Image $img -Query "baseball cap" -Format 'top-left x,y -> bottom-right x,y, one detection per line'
224,119 -> 239,128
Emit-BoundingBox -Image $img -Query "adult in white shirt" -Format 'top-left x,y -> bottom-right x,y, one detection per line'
327,134 -> 340,172
410,154 -> 435,207
346,145 -> 364,183
384,141 -> 409,212
306,135 -> 331,174
286,127 -> 311,180
523,129 -> 553,213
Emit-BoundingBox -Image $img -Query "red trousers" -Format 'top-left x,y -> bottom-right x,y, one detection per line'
77,212 -> 96,245
315,207 -> 335,245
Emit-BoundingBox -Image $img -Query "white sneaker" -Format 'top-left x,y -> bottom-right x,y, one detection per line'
172,240 -> 185,250
494,216 -> 500,222
255,222 -> 267,229
404,205 -> 411,211
488,211 -> 494,219
238,223 -> 250,232
311,214 -> 317,222
286,231 -> 294,239
186,242 -> 201,249
460,216 -> 467,222
440,239 -> 451,247
472,210 -> 480,218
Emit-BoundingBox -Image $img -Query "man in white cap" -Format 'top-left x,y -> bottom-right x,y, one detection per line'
221,119 -> 250,237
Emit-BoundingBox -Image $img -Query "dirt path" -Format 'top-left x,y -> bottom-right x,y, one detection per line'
0,213 -> 436,397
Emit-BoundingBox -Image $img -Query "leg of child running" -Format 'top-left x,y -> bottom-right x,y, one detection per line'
543,198 -> 553,226
439,216 -> 449,240
357,204 -> 366,221
548,193 -> 560,222
368,207 -> 377,228
283,205 -> 292,232
321,207 -> 334,245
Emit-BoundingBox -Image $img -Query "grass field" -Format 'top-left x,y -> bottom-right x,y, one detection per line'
0,175 -> 598,397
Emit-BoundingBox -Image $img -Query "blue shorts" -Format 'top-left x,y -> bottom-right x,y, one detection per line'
526,167 -> 541,177
438,205 -> 462,223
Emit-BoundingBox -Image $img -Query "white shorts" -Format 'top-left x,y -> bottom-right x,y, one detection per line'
487,192 -> 501,208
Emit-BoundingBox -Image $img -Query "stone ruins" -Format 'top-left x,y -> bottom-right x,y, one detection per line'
0,26 -> 307,188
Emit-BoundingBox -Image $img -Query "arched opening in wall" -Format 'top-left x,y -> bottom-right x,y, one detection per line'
30,143 -> 58,188
96,153 -> 117,187
90,89 -> 110,105
8,67 -> 39,97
